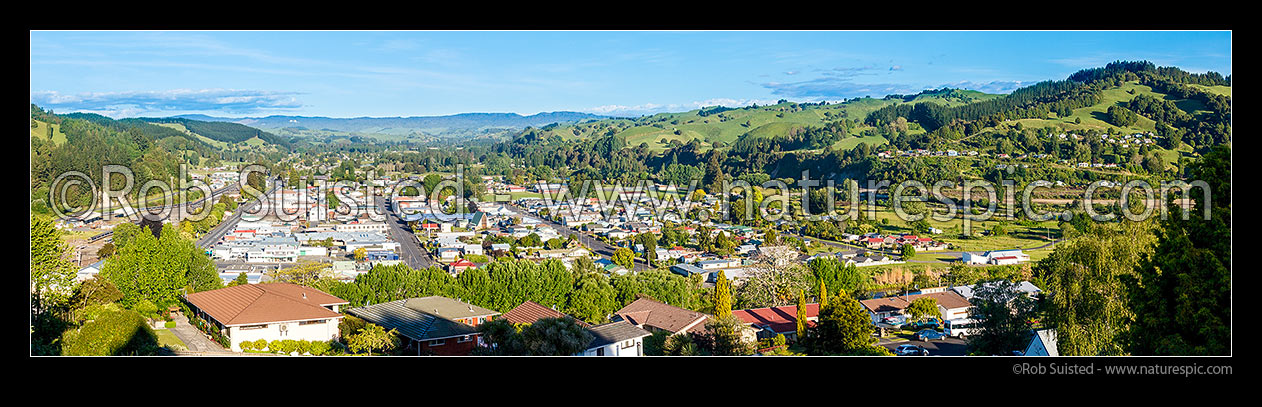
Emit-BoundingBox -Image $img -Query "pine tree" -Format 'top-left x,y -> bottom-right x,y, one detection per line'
818,279 -> 828,308
714,270 -> 732,318
796,290 -> 808,342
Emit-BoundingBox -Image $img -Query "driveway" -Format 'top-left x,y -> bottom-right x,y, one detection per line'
168,314 -> 232,354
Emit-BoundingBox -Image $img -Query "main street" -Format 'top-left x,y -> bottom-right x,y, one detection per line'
375,195 -> 435,270
196,180 -> 281,249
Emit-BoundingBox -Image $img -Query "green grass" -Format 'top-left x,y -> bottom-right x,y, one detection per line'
155,329 -> 186,349
1190,84 -> 1231,98
31,119 -> 67,145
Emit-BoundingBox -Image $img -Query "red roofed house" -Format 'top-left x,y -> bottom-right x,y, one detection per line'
448,258 -> 477,274
733,303 -> 820,342
183,283 -> 349,352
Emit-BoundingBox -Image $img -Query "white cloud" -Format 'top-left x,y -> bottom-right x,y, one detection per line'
30,89 -> 304,118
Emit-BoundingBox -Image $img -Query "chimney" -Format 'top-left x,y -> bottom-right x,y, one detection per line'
302,292 -> 307,299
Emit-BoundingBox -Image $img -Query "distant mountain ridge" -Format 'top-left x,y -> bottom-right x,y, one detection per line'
171,111 -> 607,135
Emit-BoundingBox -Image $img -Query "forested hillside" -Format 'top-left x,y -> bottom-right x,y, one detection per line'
487,61 -> 1229,191
29,105 -> 292,214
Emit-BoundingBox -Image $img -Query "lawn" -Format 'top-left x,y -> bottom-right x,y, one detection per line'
155,329 -> 187,350
31,119 -> 67,145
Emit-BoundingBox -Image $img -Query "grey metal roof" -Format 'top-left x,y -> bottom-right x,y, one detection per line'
346,300 -> 479,342
403,296 -> 500,320
585,320 -> 651,350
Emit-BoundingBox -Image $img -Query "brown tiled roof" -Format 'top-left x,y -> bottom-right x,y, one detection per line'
502,301 -> 591,327
613,298 -> 709,334
184,283 -> 347,327
859,291 -> 972,314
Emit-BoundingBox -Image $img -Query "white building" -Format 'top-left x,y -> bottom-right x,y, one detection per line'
183,283 -> 348,352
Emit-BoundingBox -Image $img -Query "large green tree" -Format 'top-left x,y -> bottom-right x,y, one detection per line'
1036,219 -> 1156,356
1125,145 -> 1231,355
100,223 -> 221,308
967,280 -> 1038,355
808,291 -> 880,355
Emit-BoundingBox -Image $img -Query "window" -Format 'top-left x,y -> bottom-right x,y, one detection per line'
621,339 -> 636,349
596,347 -> 605,356
240,324 -> 268,330
299,320 -> 326,326
457,335 -> 472,343
428,339 -> 445,346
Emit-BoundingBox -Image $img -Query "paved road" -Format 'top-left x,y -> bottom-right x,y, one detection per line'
167,313 -> 231,354
197,180 -> 282,249
501,203 -> 651,272
377,195 -> 435,270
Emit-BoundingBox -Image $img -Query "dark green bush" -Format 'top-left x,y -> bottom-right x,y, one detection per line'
61,308 -> 159,356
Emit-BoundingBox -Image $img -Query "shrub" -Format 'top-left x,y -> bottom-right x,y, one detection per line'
295,340 -> 312,355
240,341 -> 254,351
309,340 -> 332,356
132,299 -> 159,320
164,321 -> 176,329
252,339 -> 269,351
339,315 -> 368,340
61,308 -> 159,356
269,340 -> 284,354
281,339 -> 299,354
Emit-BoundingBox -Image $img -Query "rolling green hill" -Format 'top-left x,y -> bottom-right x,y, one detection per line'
524,91 -> 992,154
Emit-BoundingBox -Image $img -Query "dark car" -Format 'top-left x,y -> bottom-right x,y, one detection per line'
916,329 -> 947,341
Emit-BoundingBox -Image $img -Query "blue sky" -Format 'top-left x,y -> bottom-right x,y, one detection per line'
30,31 -> 1231,118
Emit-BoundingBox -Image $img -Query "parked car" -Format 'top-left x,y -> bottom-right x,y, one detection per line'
916,329 -> 947,341
895,344 -> 929,356
904,319 -> 940,331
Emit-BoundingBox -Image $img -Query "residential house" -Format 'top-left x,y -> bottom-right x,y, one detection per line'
859,291 -> 973,324
1023,329 -> 1059,356
732,303 -> 820,342
182,283 -> 348,352
581,321 -> 652,356
612,297 -> 710,336
346,296 -> 500,356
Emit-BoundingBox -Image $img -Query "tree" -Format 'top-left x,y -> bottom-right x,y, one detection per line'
968,280 -> 1037,355
795,290 -> 808,341
905,297 -> 941,322
901,244 -> 917,259
637,233 -> 658,267
60,305 -> 159,356
100,223 -> 220,309
808,291 -> 880,355
817,279 -> 828,308
693,314 -> 754,356
96,242 -> 116,259
347,323 -> 400,355
1125,145 -> 1230,355
353,247 -> 367,261
267,260 -> 333,286
612,247 -> 635,271
1036,220 -> 1155,355
228,272 -> 250,287
31,215 -> 78,316
519,233 -> 542,248
478,317 -> 595,356
713,270 -> 732,318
